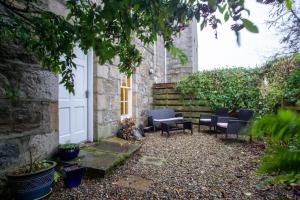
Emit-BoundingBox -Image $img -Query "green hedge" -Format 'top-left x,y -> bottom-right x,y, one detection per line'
176,56 -> 300,116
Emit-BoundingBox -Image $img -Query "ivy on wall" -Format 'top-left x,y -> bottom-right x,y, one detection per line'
176,56 -> 300,115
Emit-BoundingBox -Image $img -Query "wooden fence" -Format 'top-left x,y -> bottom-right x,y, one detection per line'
152,83 -> 211,124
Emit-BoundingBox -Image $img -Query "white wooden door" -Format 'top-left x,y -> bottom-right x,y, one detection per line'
59,47 -> 88,144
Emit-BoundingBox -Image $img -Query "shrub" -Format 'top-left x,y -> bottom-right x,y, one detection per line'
176,56 -> 299,115
284,68 -> 300,105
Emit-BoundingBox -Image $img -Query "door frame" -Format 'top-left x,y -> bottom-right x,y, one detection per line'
87,48 -> 94,142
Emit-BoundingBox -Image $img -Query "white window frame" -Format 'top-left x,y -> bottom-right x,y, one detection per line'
120,75 -> 132,120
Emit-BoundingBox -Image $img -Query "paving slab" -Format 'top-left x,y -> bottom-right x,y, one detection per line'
139,156 -> 166,166
114,175 -> 152,191
64,137 -> 141,178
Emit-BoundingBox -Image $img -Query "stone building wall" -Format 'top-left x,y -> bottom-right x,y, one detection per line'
0,0 -> 64,194
93,38 -> 166,139
0,43 -> 58,194
93,57 -> 121,140
167,19 -> 198,82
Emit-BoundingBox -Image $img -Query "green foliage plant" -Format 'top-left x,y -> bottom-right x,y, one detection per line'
284,68 -> 300,105
175,56 -> 299,115
250,109 -> 300,184
58,143 -> 79,150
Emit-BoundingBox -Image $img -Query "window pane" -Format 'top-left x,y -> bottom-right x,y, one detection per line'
120,88 -> 124,101
120,102 -> 124,115
124,88 -> 128,101
125,102 -> 128,115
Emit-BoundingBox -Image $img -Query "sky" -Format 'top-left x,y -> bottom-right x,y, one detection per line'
197,1 -> 284,70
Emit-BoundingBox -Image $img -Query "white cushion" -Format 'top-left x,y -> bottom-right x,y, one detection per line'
153,117 -> 184,122
217,122 -> 228,128
200,119 -> 211,122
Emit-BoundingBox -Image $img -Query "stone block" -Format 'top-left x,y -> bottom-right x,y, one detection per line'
96,78 -> 105,94
97,111 -> 104,124
50,102 -> 58,131
30,131 -> 58,158
97,65 -> 109,79
0,142 -> 20,170
110,66 -> 120,79
97,94 -> 109,110
96,124 -> 113,139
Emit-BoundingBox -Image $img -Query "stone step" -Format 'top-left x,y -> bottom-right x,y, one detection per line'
63,137 -> 141,178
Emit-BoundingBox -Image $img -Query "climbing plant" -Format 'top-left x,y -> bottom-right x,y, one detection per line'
0,0 -> 290,93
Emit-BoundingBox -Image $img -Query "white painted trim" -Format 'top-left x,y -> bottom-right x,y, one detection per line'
87,48 -> 94,142
120,76 -> 133,120
164,47 -> 167,83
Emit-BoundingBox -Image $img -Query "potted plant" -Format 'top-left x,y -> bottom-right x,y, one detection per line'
6,154 -> 56,200
58,143 -> 80,161
61,163 -> 85,188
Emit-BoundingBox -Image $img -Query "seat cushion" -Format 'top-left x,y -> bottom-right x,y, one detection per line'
153,117 -> 183,122
217,122 -> 228,128
200,118 -> 211,122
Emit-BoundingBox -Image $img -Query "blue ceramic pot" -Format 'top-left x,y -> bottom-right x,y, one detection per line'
62,164 -> 85,188
58,146 -> 80,161
6,161 -> 56,200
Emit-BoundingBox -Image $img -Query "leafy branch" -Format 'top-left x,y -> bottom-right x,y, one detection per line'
0,0 -> 289,93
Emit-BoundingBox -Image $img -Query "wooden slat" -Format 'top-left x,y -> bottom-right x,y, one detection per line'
152,88 -> 178,95
153,83 -> 176,89
152,83 -> 212,122
153,105 -> 211,112
153,93 -> 202,100
153,99 -> 208,106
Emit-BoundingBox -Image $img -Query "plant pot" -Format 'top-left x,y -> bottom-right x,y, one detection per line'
6,161 -> 56,200
62,164 -> 85,188
58,145 -> 80,161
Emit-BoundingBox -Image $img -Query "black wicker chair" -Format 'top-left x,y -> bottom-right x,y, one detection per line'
198,108 -> 228,132
216,109 -> 254,138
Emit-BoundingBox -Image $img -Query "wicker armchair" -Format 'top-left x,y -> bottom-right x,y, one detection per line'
216,109 -> 254,138
198,108 -> 228,132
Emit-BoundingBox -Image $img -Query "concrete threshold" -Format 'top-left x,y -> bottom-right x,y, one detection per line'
63,137 -> 141,178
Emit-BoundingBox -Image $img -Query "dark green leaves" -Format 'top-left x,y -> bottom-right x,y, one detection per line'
175,56 -> 298,115
224,12 -> 230,22
242,18 -> 259,33
1,0 -> 287,94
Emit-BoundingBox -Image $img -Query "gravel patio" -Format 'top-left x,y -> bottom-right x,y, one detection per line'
49,130 -> 294,200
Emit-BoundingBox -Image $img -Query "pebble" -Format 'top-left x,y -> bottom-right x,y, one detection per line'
48,131 -> 295,200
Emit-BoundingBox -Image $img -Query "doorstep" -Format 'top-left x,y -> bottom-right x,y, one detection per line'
63,137 -> 141,178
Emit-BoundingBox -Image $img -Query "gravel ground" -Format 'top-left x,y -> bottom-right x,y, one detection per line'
49,130 -> 297,200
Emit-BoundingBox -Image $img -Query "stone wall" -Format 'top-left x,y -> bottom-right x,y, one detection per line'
167,19 -> 198,82
93,57 -> 121,140
0,42 -> 58,194
93,38 -> 166,139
